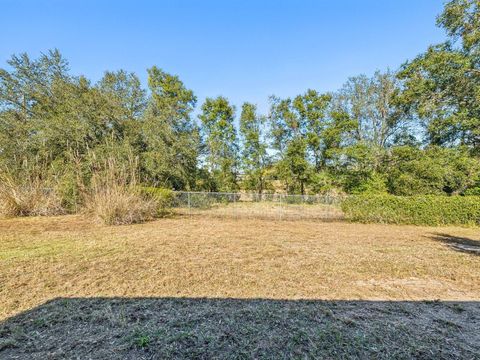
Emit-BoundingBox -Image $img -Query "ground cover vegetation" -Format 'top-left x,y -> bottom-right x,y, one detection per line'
0,216 -> 479,358
1,0 -> 480,224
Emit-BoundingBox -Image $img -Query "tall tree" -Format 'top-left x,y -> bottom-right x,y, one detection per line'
438,0 -> 480,58
141,67 -> 199,189
0,50 -> 126,170
292,90 -> 331,170
397,0 -> 480,150
239,102 -> 269,193
269,96 -> 311,194
324,70 -> 408,192
0,49 -> 69,118
97,70 -> 146,123
0,50 -> 70,168
335,70 -> 407,149
199,96 -> 238,191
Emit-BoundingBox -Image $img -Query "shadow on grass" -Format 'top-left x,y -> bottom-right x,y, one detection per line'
1,298 -> 479,359
430,233 -> 480,255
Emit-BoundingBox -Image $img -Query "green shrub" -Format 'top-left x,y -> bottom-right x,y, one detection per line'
57,171 -> 83,212
350,172 -> 388,195
140,187 -> 175,215
464,187 -> 480,196
341,195 -> 480,226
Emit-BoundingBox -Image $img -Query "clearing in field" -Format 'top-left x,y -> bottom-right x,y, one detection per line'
1,215 -> 480,358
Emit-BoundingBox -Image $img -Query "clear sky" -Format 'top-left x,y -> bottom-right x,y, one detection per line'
1,0 -> 446,114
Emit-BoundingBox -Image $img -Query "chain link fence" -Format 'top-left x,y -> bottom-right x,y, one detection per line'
170,191 -> 345,221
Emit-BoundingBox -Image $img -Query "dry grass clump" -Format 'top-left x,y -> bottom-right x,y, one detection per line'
84,158 -> 157,225
0,172 -> 64,217
0,155 -> 160,225
85,184 -> 157,225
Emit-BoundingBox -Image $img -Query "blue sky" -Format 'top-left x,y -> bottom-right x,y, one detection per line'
1,0 -> 446,114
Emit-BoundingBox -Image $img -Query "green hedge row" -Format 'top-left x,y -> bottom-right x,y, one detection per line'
341,195 -> 480,226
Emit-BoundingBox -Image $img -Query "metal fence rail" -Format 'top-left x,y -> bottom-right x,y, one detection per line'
171,191 -> 345,221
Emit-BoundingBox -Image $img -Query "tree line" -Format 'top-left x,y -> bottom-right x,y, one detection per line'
1,0 -> 479,197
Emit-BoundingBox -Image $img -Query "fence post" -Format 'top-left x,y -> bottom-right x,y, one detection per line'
233,192 -> 236,219
280,194 -> 283,221
187,191 -> 191,217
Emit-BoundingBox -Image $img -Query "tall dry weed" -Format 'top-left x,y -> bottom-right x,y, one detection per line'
0,171 -> 64,217
84,157 -> 157,225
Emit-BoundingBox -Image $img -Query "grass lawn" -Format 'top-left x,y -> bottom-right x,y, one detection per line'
1,215 -> 479,358
173,201 -> 344,221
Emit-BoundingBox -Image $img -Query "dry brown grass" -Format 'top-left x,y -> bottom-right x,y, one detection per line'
0,173 -> 64,217
1,215 -> 479,321
175,201 -> 344,220
84,158 -> 157,225
85,184 -> 157,225
1,215 -> 479,358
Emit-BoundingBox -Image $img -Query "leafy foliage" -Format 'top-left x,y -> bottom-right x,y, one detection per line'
199,97 -> 239,191
385,146 -> 480,195
397,0 -> 480,150
1,0 -> 480,211
239,103 -> 269,193
342,195 -> 480,226
140,187 -> 175,214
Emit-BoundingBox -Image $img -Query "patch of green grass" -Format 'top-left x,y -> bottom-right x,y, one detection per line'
3,298 -> 477,359
133,333 -> 151,349
0,242 -> 76,261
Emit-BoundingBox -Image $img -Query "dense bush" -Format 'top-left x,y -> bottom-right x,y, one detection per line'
385,146 -> 480,196
342,195 -> 480,226
140,187 -> 175,215
350,172 -> 388,195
